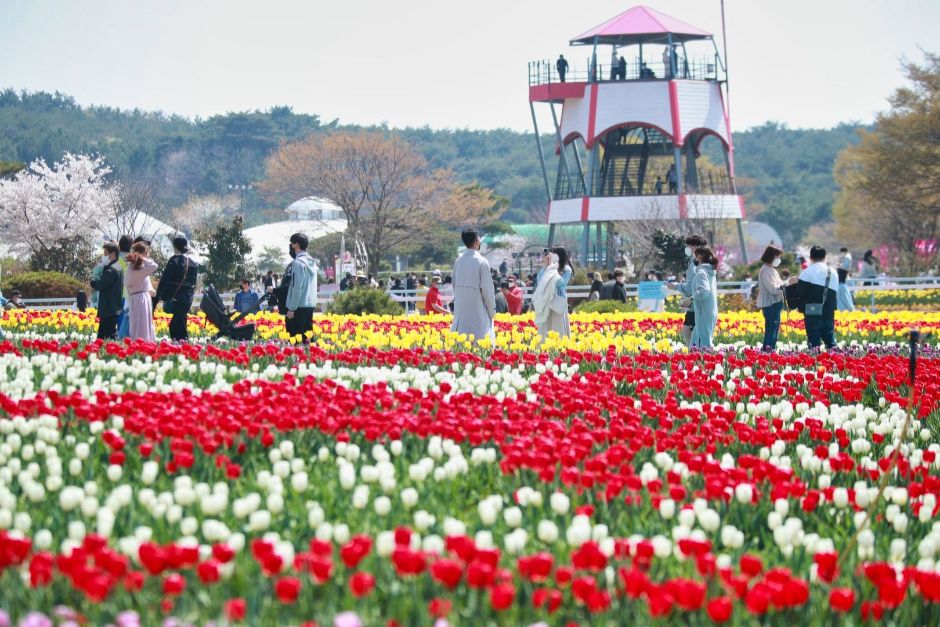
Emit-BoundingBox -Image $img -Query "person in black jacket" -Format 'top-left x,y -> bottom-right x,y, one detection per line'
611,270 -> 628,303
155,236 -> 199,341
795,245 -> 840,350
90,242 -> 124,340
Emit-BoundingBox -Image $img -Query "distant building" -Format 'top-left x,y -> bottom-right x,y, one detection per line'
244,196 -> 347,266
287,197 -> 345,221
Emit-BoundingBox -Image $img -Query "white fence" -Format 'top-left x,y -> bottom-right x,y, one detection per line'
17,277 -> 940,311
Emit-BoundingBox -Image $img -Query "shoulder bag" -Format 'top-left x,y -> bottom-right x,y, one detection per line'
803,269 -> 831,317
163,256 -> 190,314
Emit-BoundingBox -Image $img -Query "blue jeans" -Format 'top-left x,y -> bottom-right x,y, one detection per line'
761,301 -> 783,350
804,314 -> 836,350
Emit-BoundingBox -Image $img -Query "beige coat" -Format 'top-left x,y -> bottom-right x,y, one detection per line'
451,249 -> 496,341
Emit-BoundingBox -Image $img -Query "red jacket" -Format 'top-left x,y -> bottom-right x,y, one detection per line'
425,287 -> 444,314
504,286 -> 524,315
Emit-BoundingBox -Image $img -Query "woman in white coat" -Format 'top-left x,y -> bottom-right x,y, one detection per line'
533,246 -> 572,339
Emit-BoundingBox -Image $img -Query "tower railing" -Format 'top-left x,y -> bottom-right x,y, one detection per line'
555,169 -> 733,200
529,55 -> 724,87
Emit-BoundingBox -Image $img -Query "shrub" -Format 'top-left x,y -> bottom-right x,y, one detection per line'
575,299 -> 637,314
328,288 -> 404,316
4,271 -> 85,299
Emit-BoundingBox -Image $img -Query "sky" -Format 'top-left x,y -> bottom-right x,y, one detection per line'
0,0 -> 937,133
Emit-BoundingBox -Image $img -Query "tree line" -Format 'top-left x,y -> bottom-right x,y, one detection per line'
0,88 -> 864,245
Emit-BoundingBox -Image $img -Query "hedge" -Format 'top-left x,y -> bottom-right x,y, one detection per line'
3,271 -> 85,299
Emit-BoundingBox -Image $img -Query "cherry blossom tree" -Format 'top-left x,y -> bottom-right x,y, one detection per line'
0,153 -> 116,274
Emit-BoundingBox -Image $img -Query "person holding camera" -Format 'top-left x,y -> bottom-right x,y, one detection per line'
795,246 -> 840,350
532,246 -> 572,339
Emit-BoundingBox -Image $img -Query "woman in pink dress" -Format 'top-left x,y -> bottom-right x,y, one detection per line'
124,242 -> 158,342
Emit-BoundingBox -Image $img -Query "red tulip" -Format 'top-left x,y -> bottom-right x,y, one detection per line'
490,583 -> 515,611
162,573 -> 185,596
349,571 -> 375,598
275,576 -> 301,604
707,596 -> 733,622
829,587 -> 855,613
224,598 -> 247,621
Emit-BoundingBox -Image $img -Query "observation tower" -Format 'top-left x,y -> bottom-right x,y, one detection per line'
528,5 -> 748,265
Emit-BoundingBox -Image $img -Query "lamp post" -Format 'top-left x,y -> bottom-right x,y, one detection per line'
228,184 -> 253,212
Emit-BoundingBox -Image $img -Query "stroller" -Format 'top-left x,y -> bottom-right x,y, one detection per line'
200,284 -> 258,341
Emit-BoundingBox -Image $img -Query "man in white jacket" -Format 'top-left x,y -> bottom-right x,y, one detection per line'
451,229 -> 496,342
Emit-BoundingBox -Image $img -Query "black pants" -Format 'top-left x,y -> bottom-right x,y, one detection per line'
287,308 -> 314,341
97,315 -> 118,340
170,300 -> 191,341
683,311 -> 695,328
804,314 -> 835,350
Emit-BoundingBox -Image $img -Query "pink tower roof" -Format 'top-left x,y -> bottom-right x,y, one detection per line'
571,5 -> 712,46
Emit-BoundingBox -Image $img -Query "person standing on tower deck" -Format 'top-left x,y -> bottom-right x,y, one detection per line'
667,164 -> 678,194
618,55 -> 627,80
662,46 -> 672,78
451,229 -> 496,343
556,55 -> 568,82
610,48 -> 618,80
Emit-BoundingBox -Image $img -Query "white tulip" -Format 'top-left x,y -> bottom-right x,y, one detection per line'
678,508 -> 695,529
376,531 -> 395,557
67,520 -> 85,540
735,483 -> 753,504
374,496 -> 391,516
400,487 -> 419,509
659,499 -> 676,519
437,517 -> 462,537
474,530 -> 494,550
503,507 -> 523,528
333,523 -> 350,544
414,510 -> 435,532
352,486 -> 370,510
248,510 -> 271,532
833,488 -> 849,509
537,520 -> 559,544
550,492 -> 570,515
34,529 -> 53,550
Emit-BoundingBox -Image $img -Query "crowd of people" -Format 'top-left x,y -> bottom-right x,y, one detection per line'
89,235 -> 200,342
1,224 -> 904,353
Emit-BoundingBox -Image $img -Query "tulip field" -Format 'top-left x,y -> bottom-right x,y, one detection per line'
0,311 -> 940,625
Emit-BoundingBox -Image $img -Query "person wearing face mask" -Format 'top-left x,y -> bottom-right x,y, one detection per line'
690,246 -> 719,350
284,232 -> 318,341
667,235 -> 707,345
757,244 -> 789,351
89,242 -> 124,340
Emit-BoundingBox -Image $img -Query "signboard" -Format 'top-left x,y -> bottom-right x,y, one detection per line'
637,281 -> 666,301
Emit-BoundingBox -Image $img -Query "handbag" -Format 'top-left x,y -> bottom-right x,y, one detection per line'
163,256 -> 190,314
803,269 -> 831,317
